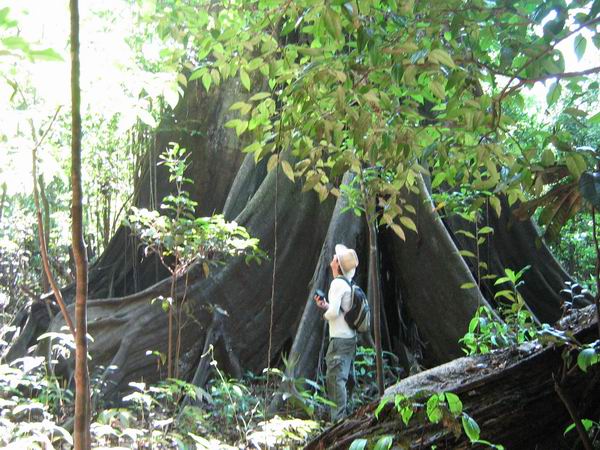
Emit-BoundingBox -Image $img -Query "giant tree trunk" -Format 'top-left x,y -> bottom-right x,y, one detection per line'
5,75 -> 568,410
446,197 -> 575,324
306,306 -> 600,450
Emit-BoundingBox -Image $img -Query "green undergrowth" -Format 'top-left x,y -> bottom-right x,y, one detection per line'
0,344 -> 397,449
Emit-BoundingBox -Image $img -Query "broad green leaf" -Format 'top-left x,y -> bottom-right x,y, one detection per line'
399,216 -> 417,233
546,82 -> 561,107
456,230 -> 476,239
431,172 -> 446,188
489,196 -> 501,217
400,406 -> 413,425
574,35 -> 587,61
281,160 -> 295,182
494,290 -> 515,301
479,226 -> 494,234
375,395 -> 392,418
430,80 -> 445,99
589,111 -> 600,125
242,141 -> 262,154
230,102 -> 252,115
462,414 -> 480,442
240,68 -> 251,91
189,68 -> 204,82
302,172 -> 322,193
565,154 -> 586,178
390,224 -> 406,241
541,148 -> 555,166
459,250 -> 476,258
577,347 -> 600,372
267,154 -> 278,172
426,395 -> 442,423
249,92 -> 271,101
564,107 -> 586,118
235,120 -> 248,136
373,435 -> 393,450
210,68 -> 221,86
323,7 -> 343,42
429,48 -> 455,68
445,392 -> 463,415
29,48 -> 63,61
202,72 -> 212,92
460,282 -> 476,289
349,439 -> 368,450
1,36 -> 28,50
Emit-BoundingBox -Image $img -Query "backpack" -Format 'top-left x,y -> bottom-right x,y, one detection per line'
337,277 -> 370,333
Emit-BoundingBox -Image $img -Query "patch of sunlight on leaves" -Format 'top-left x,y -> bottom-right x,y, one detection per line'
246,416 -> 322,448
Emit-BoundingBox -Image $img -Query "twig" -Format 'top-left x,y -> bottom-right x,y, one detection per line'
554,377 -> 594,450
31,106 -> 76,337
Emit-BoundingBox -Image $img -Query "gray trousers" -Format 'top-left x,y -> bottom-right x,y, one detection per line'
325,336 -> 356,422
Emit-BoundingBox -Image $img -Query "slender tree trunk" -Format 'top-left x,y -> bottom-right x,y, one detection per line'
33,151 -> 75,337
39,175 -> 51,293
70,1 -> 90,448
31,108 -> 74,336
366,213 -> 384,396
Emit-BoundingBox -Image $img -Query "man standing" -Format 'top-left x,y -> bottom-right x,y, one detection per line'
314,244 -> 359,422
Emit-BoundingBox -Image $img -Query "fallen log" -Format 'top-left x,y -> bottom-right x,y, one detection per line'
306,306 -> 600,449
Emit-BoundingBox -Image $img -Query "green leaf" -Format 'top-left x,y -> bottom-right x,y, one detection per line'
375,396 -> 392,418
399,216 -> 417,233
459,250 -> 476,258
479,226 -> 494,234
589,111 -> 600,125
445,392 -> 463,415
1,36 -> 28,50
349,439 -> 368,450
430,80 -> 446,99
577,347 -> 600,373
390,224 -> 406,241
489,196 -> 501,217
267,154 -> 278,173
400,406 -> 413,425
189,68 -> 204,82
29,48 -> 63,61
373,435 -> 393,450
202,72 -> 212,92
323,7 -> 343,42
242,141 -> 262,154
546,81 -> 561,107
431,172 -> 446,188
240,68 -> 251,91
281,160 -> 295,182
428,48 -> 456,68
462,414 -> 480,442
460,282 -> 476,289
574,35 -> 587,61
249,92 -> 271,101
426,395 -> 443,423
565,154 -> 586,179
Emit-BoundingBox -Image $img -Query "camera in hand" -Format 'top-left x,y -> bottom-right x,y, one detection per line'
314,288 -> 326,301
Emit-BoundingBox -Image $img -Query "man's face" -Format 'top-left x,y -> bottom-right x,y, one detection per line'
330,255 -> 340,274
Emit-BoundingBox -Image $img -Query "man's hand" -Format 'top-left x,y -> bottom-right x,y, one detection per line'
313,294 -> 328,310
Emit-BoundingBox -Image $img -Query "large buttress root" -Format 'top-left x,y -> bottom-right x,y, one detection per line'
48,167 -> 335,400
